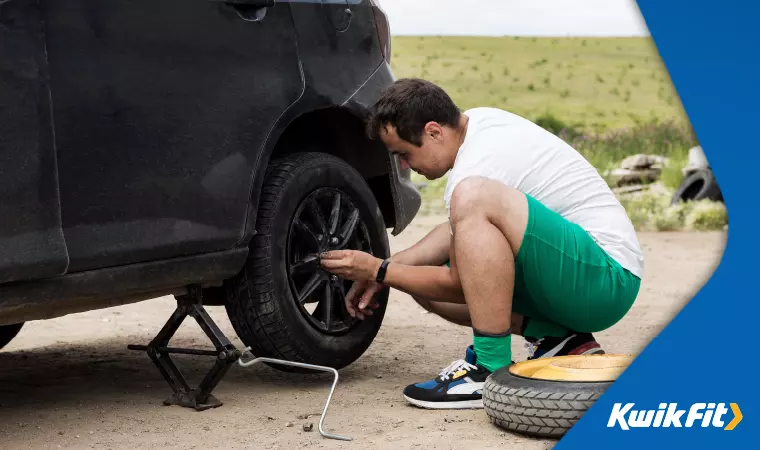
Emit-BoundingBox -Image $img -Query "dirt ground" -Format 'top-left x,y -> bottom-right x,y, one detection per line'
0,215 -> 726,450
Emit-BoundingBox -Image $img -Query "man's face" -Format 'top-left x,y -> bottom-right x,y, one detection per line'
379,124 -> 450,180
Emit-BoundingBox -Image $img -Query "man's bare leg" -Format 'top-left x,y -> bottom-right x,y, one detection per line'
448,176 -> 529,372
411,296 -> 525,332
412,296 -> 472,326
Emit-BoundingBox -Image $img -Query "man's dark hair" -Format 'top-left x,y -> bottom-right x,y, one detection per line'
367,78 -> 461,146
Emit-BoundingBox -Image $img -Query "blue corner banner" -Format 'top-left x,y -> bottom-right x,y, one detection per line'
557,1 -> 758,449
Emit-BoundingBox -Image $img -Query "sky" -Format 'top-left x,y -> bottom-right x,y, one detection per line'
378,0 -> 650,37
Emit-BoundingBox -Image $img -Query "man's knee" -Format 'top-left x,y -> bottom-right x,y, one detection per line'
449,177 -> 489,220
449,176 -> 528,254
449,176 -> 523,223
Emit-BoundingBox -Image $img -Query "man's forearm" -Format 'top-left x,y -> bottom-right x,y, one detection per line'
390,222 -> 451,266
382,263 -> 464,304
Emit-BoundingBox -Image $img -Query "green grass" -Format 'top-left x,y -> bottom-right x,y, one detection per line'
390,36 -> 690,133
395,36 -> 717,229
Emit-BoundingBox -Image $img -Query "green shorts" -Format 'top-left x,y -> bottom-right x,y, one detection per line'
445,193 -> 640,338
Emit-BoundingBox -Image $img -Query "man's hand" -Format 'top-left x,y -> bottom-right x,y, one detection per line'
319,250 -> 383,282
344,280 -> 385,320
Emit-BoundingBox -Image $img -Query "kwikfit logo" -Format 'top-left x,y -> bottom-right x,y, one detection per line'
607,403 -> 742,430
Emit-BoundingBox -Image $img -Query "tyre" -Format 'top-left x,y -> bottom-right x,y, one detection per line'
483,355 -> 632,438
0,323 -> 24,350
225,152 -> 390,370
671,168 -> 723,205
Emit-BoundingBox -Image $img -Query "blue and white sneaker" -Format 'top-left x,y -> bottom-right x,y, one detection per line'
403,346 -> 492,410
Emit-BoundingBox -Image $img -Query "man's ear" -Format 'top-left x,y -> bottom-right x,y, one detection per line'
423,121 -> 444,140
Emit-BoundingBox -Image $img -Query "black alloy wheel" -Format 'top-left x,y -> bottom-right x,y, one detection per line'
287,187 -> 373,335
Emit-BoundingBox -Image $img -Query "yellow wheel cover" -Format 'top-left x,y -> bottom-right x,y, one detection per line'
508,354 -> 634,382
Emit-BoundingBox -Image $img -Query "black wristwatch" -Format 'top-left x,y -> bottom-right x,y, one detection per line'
375,258 -> 391,284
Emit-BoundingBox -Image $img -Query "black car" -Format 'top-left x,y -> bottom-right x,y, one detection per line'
0,0 -> 420,375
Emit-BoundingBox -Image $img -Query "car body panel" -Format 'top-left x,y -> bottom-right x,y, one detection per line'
0,0 -> 69,284
0,0 -> 419,324
342,63 -> 421,235
42,0 -> 303,272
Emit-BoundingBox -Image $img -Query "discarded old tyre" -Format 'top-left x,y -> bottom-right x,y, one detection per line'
671,168 -> 723,205
225,152 -> 390,370
483,354 -> 633,438
0,323 -> 24,350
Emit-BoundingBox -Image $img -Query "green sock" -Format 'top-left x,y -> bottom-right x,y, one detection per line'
473,331 -> 512,373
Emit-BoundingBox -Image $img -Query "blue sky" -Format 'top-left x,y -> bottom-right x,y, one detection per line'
379,0 -> 650,37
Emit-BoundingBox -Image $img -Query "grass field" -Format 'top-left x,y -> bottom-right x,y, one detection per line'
389,36 -> 690,133
388,36 -> 725,230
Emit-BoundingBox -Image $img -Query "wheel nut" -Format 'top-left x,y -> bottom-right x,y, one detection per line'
330,237 -> 339,245
330,275 -> 338,282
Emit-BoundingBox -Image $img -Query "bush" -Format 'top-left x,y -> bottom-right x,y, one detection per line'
569,119 -> 698,186
533,112 -> 584,140
685,200 -> 728,231
659,147 -> 689,191
617,189 -> 728,232
618,190 -> 672,231
653,201 -> 690,231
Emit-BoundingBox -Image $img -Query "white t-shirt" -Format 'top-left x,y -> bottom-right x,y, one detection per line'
443,107 -> 644,279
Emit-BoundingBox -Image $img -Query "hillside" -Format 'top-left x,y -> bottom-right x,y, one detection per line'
389,36 -> 690,133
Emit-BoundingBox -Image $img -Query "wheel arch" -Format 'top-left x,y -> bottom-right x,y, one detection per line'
244,106 -> 396,245
203,107 -> 397,307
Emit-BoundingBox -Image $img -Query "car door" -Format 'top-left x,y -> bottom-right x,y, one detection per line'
41,0 -> 304,272
0,0 -> 69,283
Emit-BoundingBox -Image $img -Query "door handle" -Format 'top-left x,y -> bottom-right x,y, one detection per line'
220,0 -> 276,22
224,0 -> 275,7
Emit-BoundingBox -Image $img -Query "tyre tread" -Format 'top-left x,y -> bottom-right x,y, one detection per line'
224,152 -> 389,369
483,375 -> 604,438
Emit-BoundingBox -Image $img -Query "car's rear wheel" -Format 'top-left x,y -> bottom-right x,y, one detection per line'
225,152 -> 390,370
0,323 -> 24,350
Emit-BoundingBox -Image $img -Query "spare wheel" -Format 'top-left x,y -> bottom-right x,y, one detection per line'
483,354 -> 634,438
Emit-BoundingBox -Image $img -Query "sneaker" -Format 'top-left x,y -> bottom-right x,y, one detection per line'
525,332 -> 605,359
402,346 -> 492,410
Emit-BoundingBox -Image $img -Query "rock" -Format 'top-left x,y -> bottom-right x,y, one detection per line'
303,423 -> 314,432
439,426 -> 446,432
612,185 -> 647,196
620,154 -> 667,170
285,422 -> 294,428
609,168 -> 661,187
297,414 -> 310,420
375,374 -> 383,379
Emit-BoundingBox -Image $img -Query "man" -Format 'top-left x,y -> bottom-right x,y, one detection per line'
319,78 -> 643,410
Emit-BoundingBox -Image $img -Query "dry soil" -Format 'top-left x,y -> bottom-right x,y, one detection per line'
0,215 -> 726,449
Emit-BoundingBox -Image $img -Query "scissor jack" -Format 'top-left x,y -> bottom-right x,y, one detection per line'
128,285 -> 240,411
128,284 -> 352,440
